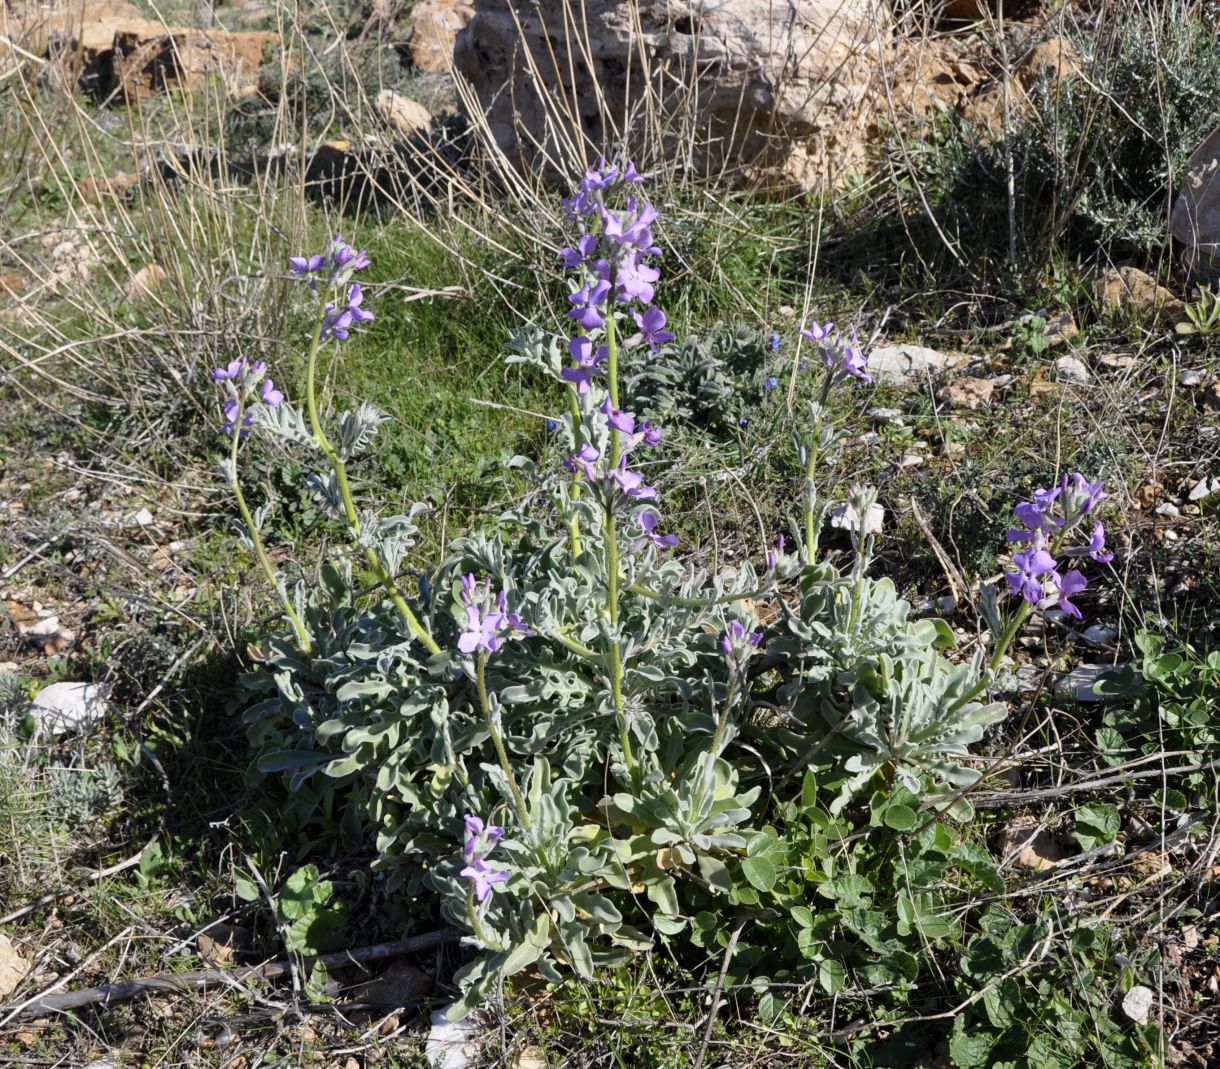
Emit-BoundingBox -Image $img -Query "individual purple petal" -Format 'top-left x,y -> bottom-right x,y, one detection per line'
600,397 -> 636,434
259,378 -> 284,406
1088,521 -> 1114,563
1054,569 -> 1088,619
639,511 -> 678,549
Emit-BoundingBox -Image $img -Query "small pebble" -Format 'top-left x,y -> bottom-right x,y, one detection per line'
897,452 -> 924,469
867,406 -> 905,424
1180,369 -> 1205,387
1155,502 -> 1180,517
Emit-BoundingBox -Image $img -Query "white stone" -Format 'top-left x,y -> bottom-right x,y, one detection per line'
897,452 -> 924,469
1053,355 -> 1091,385
829,502 -> 884,537
1155,502 -> 1180,517
426,1008 -> 478,1069
375,90 -> 433,139
130,507 -> 155,527
866,344 -> 963,386
1121,985 -> 1154,1025
1084,624 -> 1118,646
866,406 -> 905,423
28,681 -> 110,735
0,934 -> 28,999
1053,665 -> 1113,702
1180,368 -> 1205,387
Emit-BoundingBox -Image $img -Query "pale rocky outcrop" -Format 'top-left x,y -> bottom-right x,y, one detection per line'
454,0 -> 890,191
408,0 -> 474,73
1171,123 -> 1220,283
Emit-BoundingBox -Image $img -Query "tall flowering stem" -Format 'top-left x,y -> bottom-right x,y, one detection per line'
298,262 -> 441,656
475,651 -> 532,829
212,356 -> 310,653
227,408 -> 312,653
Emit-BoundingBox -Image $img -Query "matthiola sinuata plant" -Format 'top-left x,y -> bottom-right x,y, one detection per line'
219,162 -> 1116,1017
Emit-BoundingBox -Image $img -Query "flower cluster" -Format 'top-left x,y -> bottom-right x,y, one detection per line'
1003,473 -> 1113,619
289,235 -> 371,289
721,618 -> 763,658
800,320 -> 871,384
456,574 -> 532,655
210,356 -> 283,435
289,238 -> 376,343
322,282 -> 374,342
460,814 -> 508,903
559,158 -> 674,363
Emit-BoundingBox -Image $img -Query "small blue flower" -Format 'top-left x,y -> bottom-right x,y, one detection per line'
768,332 -> 780,351
764,376 -> 778,390
545,418 -> 560,433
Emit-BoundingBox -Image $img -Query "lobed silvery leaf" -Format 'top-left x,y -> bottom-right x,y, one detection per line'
250,401 -> 317,449
305,471 -> 343,517
335,402 -> 391,460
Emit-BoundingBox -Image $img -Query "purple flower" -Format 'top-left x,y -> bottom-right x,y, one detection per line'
764,376 -> 778,390
458,603 -> 506,654
640,421 -> 663,446
289,253 -> 326,275
545,418 -> 560,433
1011,486 -> 1063,537
721,619 -> 763,655
1052,569 -> 1088,619
561,337 -> 607,395
560,234 -> 598,268
568,280 -> 611,330
766,534 -> 786,571
211,357 -> 246,382
622,160 -> 645,185
461,856 -> 509,903
612,461 -> 656,500
463,814 -> 505,860
600,397 -> 636,434
1005,534 -> 1058,604
221,399 -> 254,435
639,511 -> 678,549
1087,521 -> 1114,563
330,238 -> 370,272
800,320 -> 835,344
615,254 -> 660,305
633,305 -> 675,351
1061,473 -> 1107,517
259,378 -> 284,406
837,332 -> 872,383
322,283 -> 374,341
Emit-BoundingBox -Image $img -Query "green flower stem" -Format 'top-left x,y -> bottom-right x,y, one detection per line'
229,415 -> 312,653
600,308 -> 637,778
303,318 -> 441,656
476,652 -> 531,829
802,370 -> 835,558
465,888 -> 502,949
565,389 -> 584,558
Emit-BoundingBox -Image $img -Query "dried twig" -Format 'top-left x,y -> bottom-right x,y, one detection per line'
1,930 -> 459,1019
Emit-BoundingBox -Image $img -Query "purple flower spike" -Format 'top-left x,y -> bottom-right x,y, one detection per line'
600,397 -> 636,435
1088,521 -> 1114,563
1053,569 -> 1088,619
259,378 -> 284,407
461,857 -> 509,903
569,280 -> 611,330
1005,534 -> 1058,604
639,511 -> 678,549
633,305 -> 675,351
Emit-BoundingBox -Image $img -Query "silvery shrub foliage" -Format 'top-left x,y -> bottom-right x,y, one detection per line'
214,162 -> 1113,1017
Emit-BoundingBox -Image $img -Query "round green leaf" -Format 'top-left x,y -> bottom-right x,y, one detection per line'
883,803 -> 917,831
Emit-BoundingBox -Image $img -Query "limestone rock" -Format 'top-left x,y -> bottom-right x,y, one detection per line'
866,343 -> 964,386
829,501 -> 884,537
1097,266 -> 1186,321
123,263 -> 166,302
29,681 -> 110,735
1052,354 -> 1090,386
375,90 -> 432,138
938,376 -> 993,410
409,0 -> 474,73
0,935 -> 29,1000
454,0 -> 889,191
1171,123 -> 1220,282
112,27 -> 276,102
